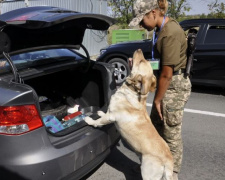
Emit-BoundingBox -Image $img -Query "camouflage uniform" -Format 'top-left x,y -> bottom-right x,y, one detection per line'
150,72 -> 191,173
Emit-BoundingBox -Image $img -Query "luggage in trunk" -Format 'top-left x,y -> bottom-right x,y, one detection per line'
24,63 -> 115,135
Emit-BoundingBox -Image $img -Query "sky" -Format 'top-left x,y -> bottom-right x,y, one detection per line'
186,0 -> 212,15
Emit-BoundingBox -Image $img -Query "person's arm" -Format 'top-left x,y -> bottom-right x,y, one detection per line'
154,65 -> 173,120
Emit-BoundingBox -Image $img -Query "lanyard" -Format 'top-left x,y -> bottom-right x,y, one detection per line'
152,16 -> 166,60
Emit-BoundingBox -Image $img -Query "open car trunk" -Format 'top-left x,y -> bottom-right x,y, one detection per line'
23,62 -> 115,136
0,6 -> 116,136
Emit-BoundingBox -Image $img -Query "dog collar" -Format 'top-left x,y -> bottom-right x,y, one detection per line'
125,81 -> 141,94
125,81 -> 149,97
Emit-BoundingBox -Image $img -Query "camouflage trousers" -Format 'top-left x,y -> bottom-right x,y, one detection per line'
150,73 -> 191,173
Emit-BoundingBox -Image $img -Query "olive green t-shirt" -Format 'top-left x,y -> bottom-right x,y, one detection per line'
155,18 -> 187,72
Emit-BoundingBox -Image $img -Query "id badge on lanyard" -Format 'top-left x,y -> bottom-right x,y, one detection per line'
149,59 -> 160,70
149,16 -> 166,70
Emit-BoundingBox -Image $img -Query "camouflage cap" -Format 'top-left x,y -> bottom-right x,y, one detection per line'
129,0 -> 159,27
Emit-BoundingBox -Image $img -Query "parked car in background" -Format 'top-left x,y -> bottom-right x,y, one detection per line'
97,39 -> 152,85
0,6 -> 120,180
97,19 -> 225,88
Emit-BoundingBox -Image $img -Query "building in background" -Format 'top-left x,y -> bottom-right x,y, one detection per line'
0,0 -> 109,57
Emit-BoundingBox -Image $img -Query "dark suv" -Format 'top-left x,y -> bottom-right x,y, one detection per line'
0,6 -> 120,180
97,19 -> 225,88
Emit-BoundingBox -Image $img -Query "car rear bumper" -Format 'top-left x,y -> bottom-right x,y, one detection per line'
0,124 -> 120,180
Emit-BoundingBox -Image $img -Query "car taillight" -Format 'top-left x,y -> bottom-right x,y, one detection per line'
0,105 -> 43,135
6,12 -> 38,23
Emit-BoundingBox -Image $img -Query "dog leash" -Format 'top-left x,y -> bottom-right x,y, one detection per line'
152,15 -> 166,60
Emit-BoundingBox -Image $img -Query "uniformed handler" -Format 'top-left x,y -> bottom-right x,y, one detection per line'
129,0 -> 191,179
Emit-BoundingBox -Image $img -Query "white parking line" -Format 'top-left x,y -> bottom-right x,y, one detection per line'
146,103 -> 225,118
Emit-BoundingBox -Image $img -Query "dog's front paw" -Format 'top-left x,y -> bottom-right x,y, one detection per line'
84,116 -> 95,125
84,116 -> 99,127
97,111 -> 105,117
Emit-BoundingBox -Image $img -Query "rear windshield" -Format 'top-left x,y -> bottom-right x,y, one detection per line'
0,48 -> 85,74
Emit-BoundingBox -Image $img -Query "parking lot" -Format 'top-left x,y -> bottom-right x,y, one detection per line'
0,2 -> 224,180
84,86 -> 225,180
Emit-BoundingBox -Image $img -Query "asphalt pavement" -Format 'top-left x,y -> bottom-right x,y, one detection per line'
84,85 -> 225,180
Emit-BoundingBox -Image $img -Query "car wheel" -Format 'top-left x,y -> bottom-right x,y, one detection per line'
108,58 -> 130,86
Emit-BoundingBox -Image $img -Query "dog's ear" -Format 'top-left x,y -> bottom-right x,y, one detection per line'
127,73 -> 155,95
140,75 -> 157,94
140,75 -> 150,95
149,75 -> 157,92
133,74 -> 142,92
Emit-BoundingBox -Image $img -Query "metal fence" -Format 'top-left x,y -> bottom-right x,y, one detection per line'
0,0 -> 109,57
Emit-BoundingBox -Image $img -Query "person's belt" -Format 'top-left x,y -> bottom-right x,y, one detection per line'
173,69 -> 185,75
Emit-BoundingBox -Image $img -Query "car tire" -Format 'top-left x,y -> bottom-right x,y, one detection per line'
108,58 -> 130,86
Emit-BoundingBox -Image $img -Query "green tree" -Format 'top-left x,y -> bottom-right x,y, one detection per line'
108,0 -> 192,27
167,0 -> 191,20
108,0 -> 135,28
208,0 -> 225,18
199,13 -> 207,19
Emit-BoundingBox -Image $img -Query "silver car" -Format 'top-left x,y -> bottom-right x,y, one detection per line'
0,6 -> 120,180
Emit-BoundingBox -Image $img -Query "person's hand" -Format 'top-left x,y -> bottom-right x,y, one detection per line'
0,61 -> 6,67
128,57 -> 133,70
154,99 -> 163,120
